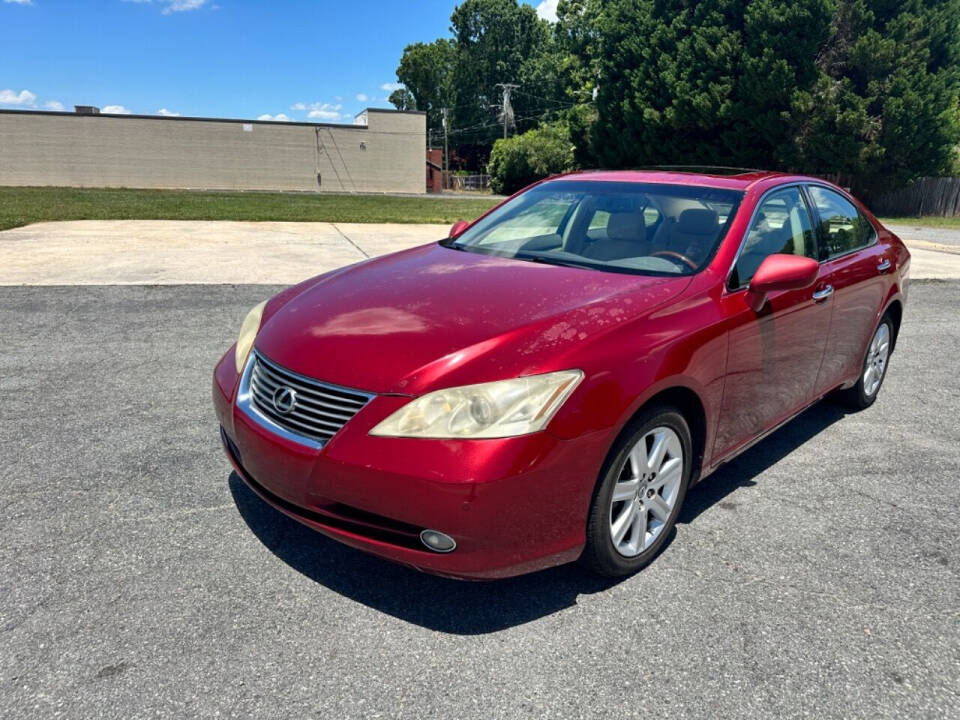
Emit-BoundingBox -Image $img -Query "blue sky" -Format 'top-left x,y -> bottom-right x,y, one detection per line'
0,0 -> 557,122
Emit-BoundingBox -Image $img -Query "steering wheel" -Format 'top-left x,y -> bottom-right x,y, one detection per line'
650,250 -> 699,272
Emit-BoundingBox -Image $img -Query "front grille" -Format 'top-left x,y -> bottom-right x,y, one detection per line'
246,351 -> 373,446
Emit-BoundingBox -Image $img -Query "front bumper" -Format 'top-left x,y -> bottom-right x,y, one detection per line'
213,351 -> 610,579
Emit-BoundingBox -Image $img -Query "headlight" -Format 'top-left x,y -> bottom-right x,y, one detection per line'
370,370 -> 583,439
234,300 -> 267,373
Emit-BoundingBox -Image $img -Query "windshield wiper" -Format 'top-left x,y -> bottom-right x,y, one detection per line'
514,253 -> 597,271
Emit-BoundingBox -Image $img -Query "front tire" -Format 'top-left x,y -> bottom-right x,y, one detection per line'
837,314 -> 894,411
581,406 -> 692,577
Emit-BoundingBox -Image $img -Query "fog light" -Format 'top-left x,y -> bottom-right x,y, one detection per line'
420,529 -> 456,553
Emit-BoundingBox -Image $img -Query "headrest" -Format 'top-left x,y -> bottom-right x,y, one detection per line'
677,208 -> 718,235
607,212 -> 646,242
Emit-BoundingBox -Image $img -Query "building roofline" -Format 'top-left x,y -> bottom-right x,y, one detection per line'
361,107 -> 426,115
0,106 -> 424,129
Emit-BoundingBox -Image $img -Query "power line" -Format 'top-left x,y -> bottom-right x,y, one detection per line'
427,99 -> 585,143
512,89 -> 593,108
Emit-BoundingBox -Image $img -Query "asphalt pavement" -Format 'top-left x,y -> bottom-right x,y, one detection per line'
1,282 -> 958,719
886,223 -> 960,248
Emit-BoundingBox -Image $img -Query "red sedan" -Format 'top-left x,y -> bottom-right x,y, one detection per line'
213,169 -> 909,579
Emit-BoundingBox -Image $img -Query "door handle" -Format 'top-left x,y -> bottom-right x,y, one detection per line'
812,285 -> 834,301
877,259 -> 892,273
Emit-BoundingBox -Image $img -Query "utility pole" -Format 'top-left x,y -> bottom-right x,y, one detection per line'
441,107 -> 449,190
495,83 -> 519,139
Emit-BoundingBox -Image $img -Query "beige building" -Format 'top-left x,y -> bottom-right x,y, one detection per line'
0,107 -> 426,194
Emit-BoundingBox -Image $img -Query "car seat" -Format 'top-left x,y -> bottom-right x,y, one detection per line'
652,208 -> 719,265
581,210 -> 648,261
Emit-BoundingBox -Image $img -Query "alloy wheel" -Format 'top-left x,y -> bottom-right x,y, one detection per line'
863,322 -> 891,398
609,426 -> 684,557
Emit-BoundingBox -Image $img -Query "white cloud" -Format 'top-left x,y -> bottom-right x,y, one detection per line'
3,0 -> 34,5
290,101 -> 343,119
380,82 -> 403,92
534,0 -> 558,22
162,0 -> 206,13
156,107 -> 180,116
308,109 -> 339,120
257,113 -> 291,122
0,88 -> 37,106
290,102 -> 341,120
355,93 -> 368,102
44,100 -> 65,111
122,0 -> 208,13
102,105 -> 132,114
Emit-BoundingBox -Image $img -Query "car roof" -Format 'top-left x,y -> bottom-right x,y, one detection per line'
550,168 -> 798,192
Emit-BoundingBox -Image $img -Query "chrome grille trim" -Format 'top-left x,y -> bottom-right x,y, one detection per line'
236,350 -> 374,449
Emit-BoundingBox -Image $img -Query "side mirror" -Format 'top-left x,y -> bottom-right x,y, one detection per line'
449,220 -> 470,239
745,254 -> 819,312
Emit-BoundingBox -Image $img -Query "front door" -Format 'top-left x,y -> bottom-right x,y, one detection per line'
713,185 -> 831,459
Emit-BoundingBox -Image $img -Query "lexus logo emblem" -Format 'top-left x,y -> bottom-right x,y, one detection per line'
272,386 -> 297,415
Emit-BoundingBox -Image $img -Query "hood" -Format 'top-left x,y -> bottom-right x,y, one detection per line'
255,243 -> 690,394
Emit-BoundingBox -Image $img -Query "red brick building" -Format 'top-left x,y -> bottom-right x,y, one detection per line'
426,147 -> 444,193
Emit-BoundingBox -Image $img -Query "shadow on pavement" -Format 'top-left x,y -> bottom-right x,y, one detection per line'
229,472 -> 626,634
230,400 -> 848,634
679,400 -> 848,524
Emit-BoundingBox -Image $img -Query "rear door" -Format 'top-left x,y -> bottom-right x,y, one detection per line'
804,185 -> 889,393
713,185 -> 832,459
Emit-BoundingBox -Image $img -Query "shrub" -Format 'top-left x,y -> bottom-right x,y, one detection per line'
488,122 -> 575,195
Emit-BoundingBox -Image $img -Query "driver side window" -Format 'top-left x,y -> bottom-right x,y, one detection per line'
731,187 -> 817,288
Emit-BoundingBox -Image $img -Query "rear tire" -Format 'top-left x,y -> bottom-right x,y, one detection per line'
836,314 -> 894,411
581,406 -> 692,577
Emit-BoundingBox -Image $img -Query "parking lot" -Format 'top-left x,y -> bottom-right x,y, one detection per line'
1,277 -> 957,719
1,219 -> 960,285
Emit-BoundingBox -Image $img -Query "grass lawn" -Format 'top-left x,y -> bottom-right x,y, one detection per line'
0,186 -> 501,232
878,216 -> 960,229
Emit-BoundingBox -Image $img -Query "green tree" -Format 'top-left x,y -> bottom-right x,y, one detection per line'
592,0 -> 960,193
511,0 -> 604,126
449,0 -> 552,140
792,0 -> 960,192
391,0 -> 602,168
388,87 -> 417,112
564,103 -> 599,167
488,121 -> 576,194
396,39 -> 456,134
594,0 -> 832,169
554,0 -> 605,103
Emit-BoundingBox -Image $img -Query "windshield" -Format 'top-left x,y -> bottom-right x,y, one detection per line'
447,180 -> 744,276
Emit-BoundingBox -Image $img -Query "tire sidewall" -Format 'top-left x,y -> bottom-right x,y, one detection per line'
584,407 -> 693,576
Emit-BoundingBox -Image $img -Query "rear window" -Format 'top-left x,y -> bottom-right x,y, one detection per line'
808,186 -> 875,258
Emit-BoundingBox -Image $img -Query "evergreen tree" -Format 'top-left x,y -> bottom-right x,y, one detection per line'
792,0 -> 960,191
593,0 -> 832,169
592,0 -> 960,193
